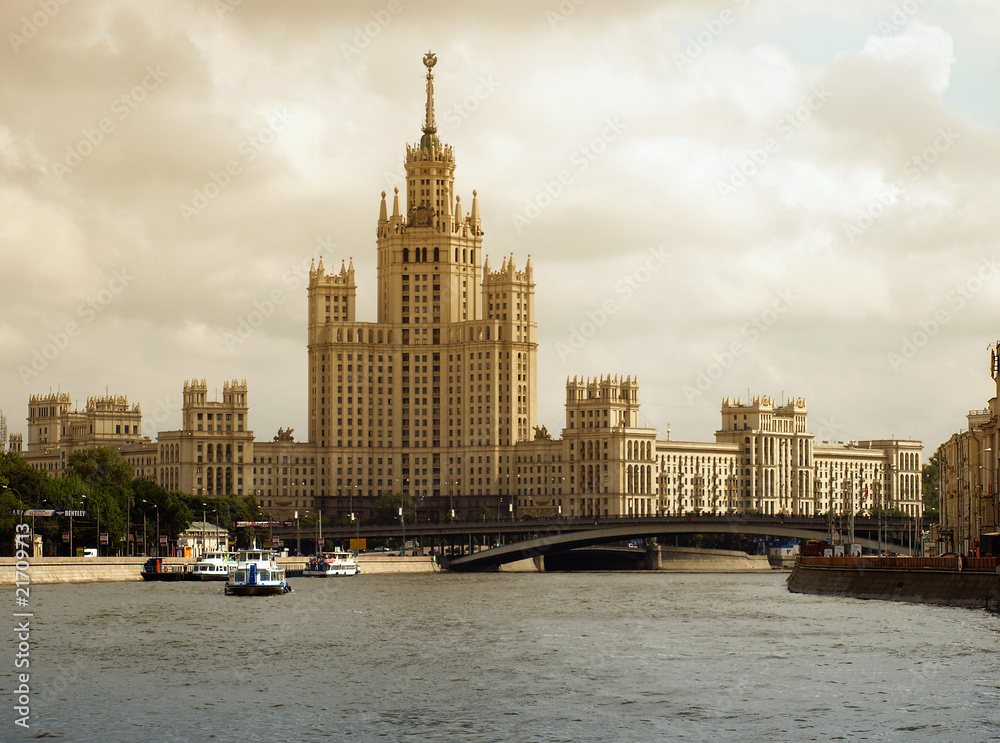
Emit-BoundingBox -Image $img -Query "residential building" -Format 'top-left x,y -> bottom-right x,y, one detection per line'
937,342 -> 1000,554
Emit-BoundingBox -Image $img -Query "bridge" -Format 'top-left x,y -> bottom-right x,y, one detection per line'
270,514 -> 923,570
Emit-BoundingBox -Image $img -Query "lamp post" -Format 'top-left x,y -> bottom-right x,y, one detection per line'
317,508 -> 323,552
82,495 -> 101,557
3,485 -> 25,553
144,500 -> 159,557
70,495 -> 78,557
399,505 -> 405,556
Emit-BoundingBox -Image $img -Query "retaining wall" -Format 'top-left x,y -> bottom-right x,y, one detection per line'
787,559 -> 1000,609
0,554 -> 440,584
648,546 -> 773,572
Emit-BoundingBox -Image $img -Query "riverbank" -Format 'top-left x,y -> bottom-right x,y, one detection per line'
787,555 -> 1000,610
0,554 -> 441,584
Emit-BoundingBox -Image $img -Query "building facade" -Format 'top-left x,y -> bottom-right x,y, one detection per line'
155,380 -> 253,497
937,342 -> 1000,554
20,392 -> 148,477
303,51 -> 537,519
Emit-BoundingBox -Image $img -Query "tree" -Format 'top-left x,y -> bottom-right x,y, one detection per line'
132,481 -> 194,554
372,490 -> 414,525
0,451 -> 50,550
922,451 -> 940,519
67,447 -> 133,489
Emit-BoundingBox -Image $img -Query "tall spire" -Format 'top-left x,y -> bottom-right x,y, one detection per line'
423,50 -> 437,134
419,51 -> 441,155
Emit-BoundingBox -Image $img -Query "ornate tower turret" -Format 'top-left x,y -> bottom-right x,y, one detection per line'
375,51 -> 482,327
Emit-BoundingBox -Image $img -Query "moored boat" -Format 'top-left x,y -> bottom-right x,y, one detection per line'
190,550 -> 238,581
224,549 -> 291,596
141,557 -> 188,581
302,550 -> 360,577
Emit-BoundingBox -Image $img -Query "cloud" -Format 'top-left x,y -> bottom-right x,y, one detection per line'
861,21 -> 955,94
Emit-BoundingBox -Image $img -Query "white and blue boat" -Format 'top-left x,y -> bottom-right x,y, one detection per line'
191,550 -> 238,581
224,549 -> 291,596
302,550 -> 361,577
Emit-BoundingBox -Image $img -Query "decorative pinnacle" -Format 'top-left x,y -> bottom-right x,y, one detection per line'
423,50 -> 437,134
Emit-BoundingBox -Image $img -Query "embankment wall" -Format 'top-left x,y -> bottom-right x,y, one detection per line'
787,560 -> 1000,609
0,554 -> 440,584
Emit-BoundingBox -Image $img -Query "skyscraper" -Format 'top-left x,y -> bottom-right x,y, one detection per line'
305,52 -> 537,517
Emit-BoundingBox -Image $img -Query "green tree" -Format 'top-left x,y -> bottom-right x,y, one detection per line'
45,474 -> 100,555
372,490 -> 414,525
133,481 -> 194,554
67,446 -> 134,489
922,450 -> 940,519
0,451 -> 50,550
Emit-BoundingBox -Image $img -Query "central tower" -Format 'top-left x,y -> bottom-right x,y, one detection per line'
306,52 -> 537,515
376,51 -> 483,330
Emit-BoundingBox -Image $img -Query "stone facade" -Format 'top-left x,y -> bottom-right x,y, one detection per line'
302,52 -> 536,520
155,380 -> 253,496
937,342 -> 1000,554
20,392 -> 147,477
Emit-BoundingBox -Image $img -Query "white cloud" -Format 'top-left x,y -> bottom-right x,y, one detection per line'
861,21 -> 956,94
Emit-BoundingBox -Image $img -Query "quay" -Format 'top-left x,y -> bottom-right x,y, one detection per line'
787,555 -> 1000,610
0,554 -> 441,585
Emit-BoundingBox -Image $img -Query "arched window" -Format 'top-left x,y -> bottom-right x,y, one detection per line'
433,247 -> 439,262
402,248 -> 409,263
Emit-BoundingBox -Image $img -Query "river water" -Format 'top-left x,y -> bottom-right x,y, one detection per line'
7,571 -> 1000,742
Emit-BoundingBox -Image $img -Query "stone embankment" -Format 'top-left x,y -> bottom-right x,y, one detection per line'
647,545 -> 773,572
0,554 -> 441,585
787,555 -> 1000,609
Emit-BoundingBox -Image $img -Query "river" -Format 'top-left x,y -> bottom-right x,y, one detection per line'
7,571 -> 1000,742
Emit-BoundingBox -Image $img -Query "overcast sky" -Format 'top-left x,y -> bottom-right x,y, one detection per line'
2,0 -> 999,456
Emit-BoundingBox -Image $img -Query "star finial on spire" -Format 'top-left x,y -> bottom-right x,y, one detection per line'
423,50 -> 437,134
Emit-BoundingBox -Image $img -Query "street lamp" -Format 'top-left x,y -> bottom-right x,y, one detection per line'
399,505 -> 405,556
82,495 -> 101,557
3,485 -> 26,552
144,500 -> 159,557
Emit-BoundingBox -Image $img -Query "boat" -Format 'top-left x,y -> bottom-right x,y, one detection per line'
190,550 -> 238,581
302,550 -> 360,577
140,557 -> 188,581
224,549 -> 291,596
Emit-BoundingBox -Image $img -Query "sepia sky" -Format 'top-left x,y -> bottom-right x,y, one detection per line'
2,0 -> 999,455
